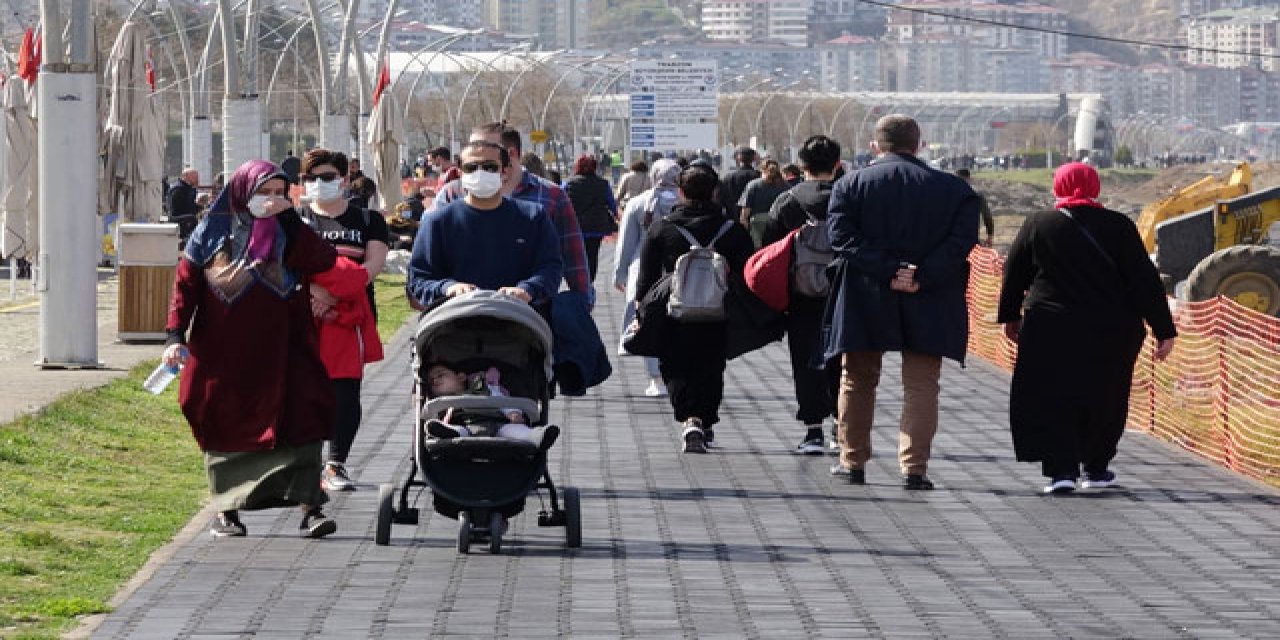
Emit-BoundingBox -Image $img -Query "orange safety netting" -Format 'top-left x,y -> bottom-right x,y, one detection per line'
967,247 -> 1280,486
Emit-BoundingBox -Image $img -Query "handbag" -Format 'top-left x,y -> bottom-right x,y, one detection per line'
743,228 -> 797,312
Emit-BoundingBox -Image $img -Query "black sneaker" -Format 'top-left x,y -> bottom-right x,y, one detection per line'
300,508 -> 337,538
211,511 -> 246,538
903,474 -> 935,490
1080,470 -> 1117,489
681,419 -> 707,454
830,465 -> 865,485
1043,476 -> 1078,494
702,427 -> 717,448
795,428 -> 825,455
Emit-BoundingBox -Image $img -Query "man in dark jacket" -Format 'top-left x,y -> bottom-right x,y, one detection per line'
718,146 -> 759,219
823,115 -> 979,490
165,168 -> 201,239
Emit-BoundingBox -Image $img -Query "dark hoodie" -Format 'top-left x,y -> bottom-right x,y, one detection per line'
761,179 -> 834,247
633,200 -> 756,305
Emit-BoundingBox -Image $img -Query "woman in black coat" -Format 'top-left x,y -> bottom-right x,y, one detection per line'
634,165 -> 755,454
998,162 -> 1177,495
563,154 -> 618,282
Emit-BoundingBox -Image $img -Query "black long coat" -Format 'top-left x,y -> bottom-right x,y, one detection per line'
821,153 -> 979,363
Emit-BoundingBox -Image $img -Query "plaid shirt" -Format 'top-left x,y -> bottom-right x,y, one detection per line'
431,170 -> 592,300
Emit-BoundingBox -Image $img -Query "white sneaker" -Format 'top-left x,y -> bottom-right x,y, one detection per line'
321,462 -> 356,492
1043,477 -> 1077,494
644,379 -> 668,397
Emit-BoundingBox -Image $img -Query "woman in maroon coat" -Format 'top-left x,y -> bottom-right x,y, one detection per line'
161,159 -> 339,538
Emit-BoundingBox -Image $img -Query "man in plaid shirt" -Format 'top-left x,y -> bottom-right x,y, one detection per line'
430,122 -> 592,304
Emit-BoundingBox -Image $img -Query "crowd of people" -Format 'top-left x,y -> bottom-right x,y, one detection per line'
158,113 -> 1178,540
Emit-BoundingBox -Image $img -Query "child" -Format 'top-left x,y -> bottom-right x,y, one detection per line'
425,363 -> 532,441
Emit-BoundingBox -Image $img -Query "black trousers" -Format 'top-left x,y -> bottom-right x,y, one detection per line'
785,295 -> 838,426
659,321 -> 728,427
584,236 -> 604,282
329,378 -> 363,464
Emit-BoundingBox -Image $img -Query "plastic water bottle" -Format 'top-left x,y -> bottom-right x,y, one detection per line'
143,349 -> 185,395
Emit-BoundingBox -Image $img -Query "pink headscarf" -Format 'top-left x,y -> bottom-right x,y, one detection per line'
209,159 -> 289,262
1053,162 -> 1103,209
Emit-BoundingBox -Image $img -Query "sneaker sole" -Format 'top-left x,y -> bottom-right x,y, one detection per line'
1080,481 -> 1115,489
796,447 -> 825,456
1044,485 -> 1077,495
210,530 -> 246,538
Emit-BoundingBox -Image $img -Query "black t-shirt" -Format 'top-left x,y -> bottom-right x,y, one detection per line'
302,204 -> 390,316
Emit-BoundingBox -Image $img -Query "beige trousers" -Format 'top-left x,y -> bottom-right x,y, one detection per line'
837,351 -> 942,476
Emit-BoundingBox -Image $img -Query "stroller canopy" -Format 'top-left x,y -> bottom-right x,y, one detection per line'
414,291 -> 554,379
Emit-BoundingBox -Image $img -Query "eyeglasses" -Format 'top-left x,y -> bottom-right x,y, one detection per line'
301,172 -> 341,183
459,161 -> 502,174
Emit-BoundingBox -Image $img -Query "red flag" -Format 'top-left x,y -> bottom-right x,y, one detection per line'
372,57 -> 390,106
17,28 -> 41,85
145,47 -> 156,91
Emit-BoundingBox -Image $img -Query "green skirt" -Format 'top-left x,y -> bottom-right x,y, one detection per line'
205,442 -> 328,512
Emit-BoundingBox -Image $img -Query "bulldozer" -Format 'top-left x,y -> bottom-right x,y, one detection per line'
1140,162 -> 1280,317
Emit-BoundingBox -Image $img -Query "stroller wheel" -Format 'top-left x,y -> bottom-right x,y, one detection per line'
375,484 -> 394,546
456,512 -> 473,554
563,486 -> 582,548
488,512 -> 505,554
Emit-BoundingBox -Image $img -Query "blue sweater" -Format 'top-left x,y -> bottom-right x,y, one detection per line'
408,197 -> 564,307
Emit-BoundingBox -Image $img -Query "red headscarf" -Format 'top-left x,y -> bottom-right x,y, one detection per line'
1053,162 -> 1103,209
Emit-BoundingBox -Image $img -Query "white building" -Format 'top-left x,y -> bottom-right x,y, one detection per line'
701,0 -> 815,47
1186,6 -> 1280,71
886,0 -> 1068,60
817,34 -> 885,92
483,0 -> 590,49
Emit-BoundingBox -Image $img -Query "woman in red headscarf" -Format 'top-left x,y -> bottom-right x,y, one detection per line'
161,159 -> 339,538
563,153 -> 618,282
997,162 -> 1177,495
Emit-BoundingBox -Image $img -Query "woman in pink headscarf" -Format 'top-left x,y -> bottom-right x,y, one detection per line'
997,162 -> 1177,495
161,159 -> 340,538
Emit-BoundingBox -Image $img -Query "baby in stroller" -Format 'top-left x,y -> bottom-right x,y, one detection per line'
424,363 -> 534,442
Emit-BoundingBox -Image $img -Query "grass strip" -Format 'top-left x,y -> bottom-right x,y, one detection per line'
0,274 -> 415,639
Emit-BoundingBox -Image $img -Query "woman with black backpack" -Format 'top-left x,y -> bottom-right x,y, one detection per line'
633,165 -> 754,454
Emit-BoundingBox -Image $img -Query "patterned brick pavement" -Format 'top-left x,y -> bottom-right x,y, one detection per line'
90,266 -> 1280,639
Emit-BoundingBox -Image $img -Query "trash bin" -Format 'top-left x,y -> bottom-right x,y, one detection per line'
117,223 -> 180,342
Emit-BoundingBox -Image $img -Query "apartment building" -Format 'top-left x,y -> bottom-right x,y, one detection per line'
701,0 -> 815,47
886,0 -> 1068,59
1186,6 -> 1280,71
483,0 -> 590,49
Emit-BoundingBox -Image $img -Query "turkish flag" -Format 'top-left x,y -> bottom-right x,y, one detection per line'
372,57 -> 390,106
17,28 -> 41,85
146,48 -> 156,91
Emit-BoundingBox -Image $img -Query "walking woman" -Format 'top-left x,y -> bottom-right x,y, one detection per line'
998,162 -> 1176,494
299,148 -> 390,492
613,158 -> 681,397
563,154 -> 618,282
738,158 -> 791,249
162,159 -> 340,538
615,159 -> 651,211
634,165 -> 754,453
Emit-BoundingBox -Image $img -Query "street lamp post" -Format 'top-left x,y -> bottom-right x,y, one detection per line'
724,78 -> 774,148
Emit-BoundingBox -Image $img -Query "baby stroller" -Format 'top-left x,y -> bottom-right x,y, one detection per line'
374,291 -> 582,553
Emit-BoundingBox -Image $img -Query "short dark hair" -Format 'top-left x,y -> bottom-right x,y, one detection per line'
428,146 -> 451,161
798,135 -> 842,174
350,176 -> 377,198
472,121 -> 523,155
734,146 -> 757,165
678,165 -> 719,201
874,115 -> 921,154
781,163 -> 802,178
459,140 -> 510,167
955,168 -> 972,178
630,160 -> 648,173
301,148 -> 349,176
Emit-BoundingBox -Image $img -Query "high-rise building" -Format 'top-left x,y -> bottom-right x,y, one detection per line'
817,35 -> 885,91
701,0 -> 815,48
483,0 -> 590,49
1186,6 -> 1280,71
886,0 -> 1068,60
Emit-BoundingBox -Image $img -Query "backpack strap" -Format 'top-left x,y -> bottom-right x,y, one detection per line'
706,220 -> 735,249
673,224 -> 703,250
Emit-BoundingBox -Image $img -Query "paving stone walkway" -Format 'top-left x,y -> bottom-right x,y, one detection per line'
89,266 -> 1280,639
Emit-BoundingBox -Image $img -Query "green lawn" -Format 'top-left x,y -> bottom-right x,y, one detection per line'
0,274 -> 416,639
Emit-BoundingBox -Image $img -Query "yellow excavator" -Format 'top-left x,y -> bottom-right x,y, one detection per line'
1140,162 -> 1280,316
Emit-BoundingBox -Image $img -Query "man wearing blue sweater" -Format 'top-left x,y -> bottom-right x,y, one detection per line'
407,141 -> 563,308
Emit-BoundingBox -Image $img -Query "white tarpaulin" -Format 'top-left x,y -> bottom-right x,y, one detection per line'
100,21 -> 165,223
1,79 -> 37,260
366,91 -> 405,212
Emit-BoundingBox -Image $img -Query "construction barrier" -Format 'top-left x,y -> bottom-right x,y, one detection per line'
967,246 -> 1280,486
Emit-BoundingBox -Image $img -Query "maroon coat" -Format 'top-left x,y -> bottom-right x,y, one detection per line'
167,212 -> 337,452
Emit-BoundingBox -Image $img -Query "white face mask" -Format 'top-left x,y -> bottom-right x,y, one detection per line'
247,194 -> 274,218
305,178 -> 343,202
461,169 -> 503,199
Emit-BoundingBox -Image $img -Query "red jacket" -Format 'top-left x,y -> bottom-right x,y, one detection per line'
312,257 -> 384,379
744,228 -> 797,312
